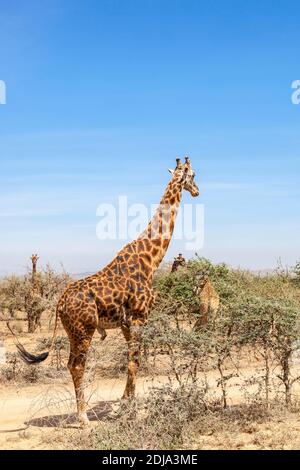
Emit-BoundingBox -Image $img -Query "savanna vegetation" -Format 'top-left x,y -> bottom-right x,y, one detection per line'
1,257 -> 300,449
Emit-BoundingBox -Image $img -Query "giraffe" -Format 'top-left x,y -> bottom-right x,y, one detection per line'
171,253 -> 186,272
170,254 -> 219,327
193,275 -> 220,329
26,254 -> 42,333
10,157 -> 199,426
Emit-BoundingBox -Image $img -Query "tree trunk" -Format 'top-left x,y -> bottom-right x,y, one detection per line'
28,311 -> 39,333
282,351 -> 292,406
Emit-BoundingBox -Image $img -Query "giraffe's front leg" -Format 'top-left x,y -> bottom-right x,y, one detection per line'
67,332 -> 94,427
121,323 -> 142,399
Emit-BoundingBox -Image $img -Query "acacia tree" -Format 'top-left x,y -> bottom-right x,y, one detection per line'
0,262 -> 72,333
0,276 -> 27,318
293,261 -> 300,283
25,265 -> 71,333
152,259 -> 300,409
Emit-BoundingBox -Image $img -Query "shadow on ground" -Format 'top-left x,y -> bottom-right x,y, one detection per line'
25,400 -> 117,428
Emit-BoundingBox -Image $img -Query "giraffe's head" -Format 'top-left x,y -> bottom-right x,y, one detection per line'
169,157 -> 199,197
31,254 -> 39,265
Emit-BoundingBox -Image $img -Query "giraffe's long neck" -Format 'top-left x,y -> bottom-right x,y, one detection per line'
138,175 -> 184,270
31,264 -> 39,293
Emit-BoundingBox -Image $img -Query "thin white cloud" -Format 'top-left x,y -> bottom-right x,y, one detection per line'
0,209 -> 65,217
204,182 -> 250,190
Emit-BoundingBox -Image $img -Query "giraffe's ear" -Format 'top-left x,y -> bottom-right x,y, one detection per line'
168,168 -> 175,175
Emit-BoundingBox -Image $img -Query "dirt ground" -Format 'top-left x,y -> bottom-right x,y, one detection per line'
2,370 -> 300,450
0,376 -> 156,449
0,321 -> 165,449
2,320 -> 300,450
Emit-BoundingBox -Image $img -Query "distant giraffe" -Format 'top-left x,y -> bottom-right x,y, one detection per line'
193,275 -> 220,329
26,254 -> 42,333
171,253 -> 186,273
11,157 -> 199,426
170,255 -> 219,327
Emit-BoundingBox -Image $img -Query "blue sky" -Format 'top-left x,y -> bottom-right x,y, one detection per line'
0,0 -> 300,275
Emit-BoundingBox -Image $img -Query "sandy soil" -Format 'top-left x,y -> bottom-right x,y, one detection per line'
2,373 -> 300,450
2,321 -> 300,450
0,377 -> 149,449
0,322 -> 160,449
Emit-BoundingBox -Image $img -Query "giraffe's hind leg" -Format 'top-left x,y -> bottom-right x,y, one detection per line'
67,328 -> 94,427
121,323 -> 142,399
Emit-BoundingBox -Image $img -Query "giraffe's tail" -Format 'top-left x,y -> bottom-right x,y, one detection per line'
6,304 -> 60,365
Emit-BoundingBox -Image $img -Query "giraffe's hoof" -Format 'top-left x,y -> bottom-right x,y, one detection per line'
78,413 -> 90,428
97,327 -> 107,341
121,391 -> 135,400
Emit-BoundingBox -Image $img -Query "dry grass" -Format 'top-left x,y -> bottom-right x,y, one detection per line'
1,259 -> 300,450
54,386 -> 300,450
